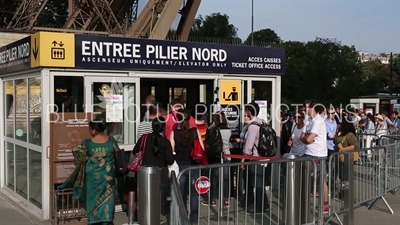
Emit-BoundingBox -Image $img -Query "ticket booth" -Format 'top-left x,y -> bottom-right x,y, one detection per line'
0,31 -> 285,220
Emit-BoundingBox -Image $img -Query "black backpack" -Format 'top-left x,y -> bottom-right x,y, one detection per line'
251,121 -> 278,157
205,125 -> 223,160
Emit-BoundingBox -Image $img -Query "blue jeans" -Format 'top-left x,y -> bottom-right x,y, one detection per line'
178,166 -> 199,223
210,163 -> 230,202
245,164 -> 269,209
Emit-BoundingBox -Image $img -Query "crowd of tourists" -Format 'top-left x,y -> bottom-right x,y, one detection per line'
62,97 -> 400,225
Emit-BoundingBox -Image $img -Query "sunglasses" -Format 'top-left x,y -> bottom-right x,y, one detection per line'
328,112 -> 335,115
295,116 -> 303,119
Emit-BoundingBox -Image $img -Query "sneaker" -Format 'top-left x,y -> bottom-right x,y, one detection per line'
323,206 -> 329,214
311,192 -> 319,197
201,200 -> 216,207
224,201 -> 230,208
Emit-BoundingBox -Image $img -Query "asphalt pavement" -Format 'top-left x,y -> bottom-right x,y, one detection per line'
0,188 -> 399,225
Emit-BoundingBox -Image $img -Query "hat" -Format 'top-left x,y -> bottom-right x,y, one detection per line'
375,114 -> 384,121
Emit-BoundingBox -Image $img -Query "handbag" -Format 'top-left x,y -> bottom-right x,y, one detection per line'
191,128 -> 208,164
127,134 -> 149,172
168,161 -> 180,177
338,134 -> 359,162
110,136 -> 128,177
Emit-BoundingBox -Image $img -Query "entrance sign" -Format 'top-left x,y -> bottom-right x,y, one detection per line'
0,37 -> 31,74
0,32 -> 286,75
195,176 -> 211,194
74,34 -> 285,75
219,80 -> 241,105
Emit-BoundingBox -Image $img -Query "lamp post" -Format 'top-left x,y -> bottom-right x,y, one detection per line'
251,0 -> 254,46
390,52 -> 393,95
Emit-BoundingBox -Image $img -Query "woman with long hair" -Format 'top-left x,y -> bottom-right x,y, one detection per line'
169,108 -> 204,225
130,117 -> 174,222
334,119 -> 359,197
202,111 -> 232,207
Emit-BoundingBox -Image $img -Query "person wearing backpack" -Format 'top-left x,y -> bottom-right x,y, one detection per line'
238,102 -> 270,214
201,111 -> 232,207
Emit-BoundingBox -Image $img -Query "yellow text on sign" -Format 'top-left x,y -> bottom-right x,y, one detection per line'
219,80 -> 241,105
30,32 -> 75,68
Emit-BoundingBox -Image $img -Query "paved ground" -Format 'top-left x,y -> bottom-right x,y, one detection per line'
0,190 -> 399,225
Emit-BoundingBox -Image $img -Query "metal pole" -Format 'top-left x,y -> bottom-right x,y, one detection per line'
219,153 -> 224,217
390,52 -> 393,95
251,0 -> 254,46
283,153 -> 300,225
138,166 -> 161,225
300,161 -> 311,224
128,191 -> 135,225
343,153 -> 355,225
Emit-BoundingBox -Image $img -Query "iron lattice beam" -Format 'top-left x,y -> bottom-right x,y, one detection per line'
65,0 -> 137,34
88,0 -> 123,34
7,0 -> 49,30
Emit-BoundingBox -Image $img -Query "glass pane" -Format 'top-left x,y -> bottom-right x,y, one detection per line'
15,145 -> 27,199
54,76 -> 84,112
252,81 -> 272,122
5,80 -> 14,138
92,82 -> 136,144
29,77 -> 42,146
5,142 -> 14,189
16,79 -> 28,141
29,150 -> 42,208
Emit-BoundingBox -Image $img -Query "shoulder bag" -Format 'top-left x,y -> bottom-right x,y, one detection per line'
110,136 -> 128,177
127,134 -> 149,172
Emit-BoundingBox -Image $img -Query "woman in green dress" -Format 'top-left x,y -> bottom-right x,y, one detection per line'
74,121 -> 117,225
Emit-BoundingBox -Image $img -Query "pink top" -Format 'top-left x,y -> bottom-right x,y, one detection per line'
163,112 -> 197,140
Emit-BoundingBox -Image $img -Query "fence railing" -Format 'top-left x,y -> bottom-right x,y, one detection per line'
50,135 -> 400,225
170,170 -> 191,225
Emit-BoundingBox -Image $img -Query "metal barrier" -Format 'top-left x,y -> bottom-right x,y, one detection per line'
175,157 -> 319,225
170,170 -> 191,225
325,137 -> 400,225
51,188 -> 86,225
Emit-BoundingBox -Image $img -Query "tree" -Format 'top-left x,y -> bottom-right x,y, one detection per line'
189,13 -> 240,44
37,0 -> 68,28
244,28 -> 281,46
0,0 -> 19,28
281,38 -> 366,105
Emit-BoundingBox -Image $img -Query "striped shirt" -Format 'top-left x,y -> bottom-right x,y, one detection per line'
196,123 -> 208,141
136,119 -> 153,142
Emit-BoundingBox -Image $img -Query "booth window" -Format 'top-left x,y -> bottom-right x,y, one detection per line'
5,81 -> 14,138
15,145 -> 28,199
92,82 -> 136,145
5,142 -> 14,189
54,76 -> 84,112
251,81 -> 272,121
29,149 -> 42,208
15,79 -> 28,142
29,77 -> 42,146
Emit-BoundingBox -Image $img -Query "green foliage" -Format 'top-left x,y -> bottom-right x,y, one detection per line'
189,13 -> 240,44
281,38 -> 397,105
37,0 -> 68,27
244,28 -> 281,45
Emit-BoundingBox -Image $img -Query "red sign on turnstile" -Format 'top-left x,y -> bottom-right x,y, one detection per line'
195,176 -> 211,194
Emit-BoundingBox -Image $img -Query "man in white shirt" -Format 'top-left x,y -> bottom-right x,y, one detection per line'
300,100 -> 329,214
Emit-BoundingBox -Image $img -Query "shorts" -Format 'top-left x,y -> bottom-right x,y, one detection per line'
302,154 -> 328,182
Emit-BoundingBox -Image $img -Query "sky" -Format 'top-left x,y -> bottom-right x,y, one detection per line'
138,0 -> 399,54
